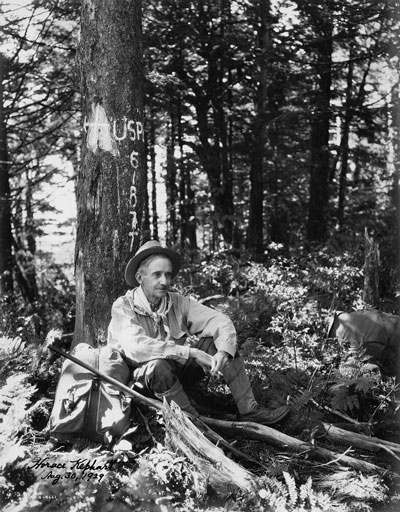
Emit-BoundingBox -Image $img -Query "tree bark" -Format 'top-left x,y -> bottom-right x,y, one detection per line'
74,0 -> 145,346
0,54 -> 13,296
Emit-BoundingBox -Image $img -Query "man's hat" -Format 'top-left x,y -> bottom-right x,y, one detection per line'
125,240 -> 182,287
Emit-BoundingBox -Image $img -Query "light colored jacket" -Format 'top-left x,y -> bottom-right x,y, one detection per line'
107,289 -> 237,365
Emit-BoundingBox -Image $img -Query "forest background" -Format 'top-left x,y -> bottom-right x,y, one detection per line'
1,1 -> 400,511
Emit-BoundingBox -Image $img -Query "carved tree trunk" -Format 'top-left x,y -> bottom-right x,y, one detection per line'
74,0 -> 145,346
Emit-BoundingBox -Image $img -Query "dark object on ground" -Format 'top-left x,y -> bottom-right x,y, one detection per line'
327,309 -> 400,377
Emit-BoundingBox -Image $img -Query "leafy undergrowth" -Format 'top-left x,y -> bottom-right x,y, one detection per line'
1,249 -> 400,511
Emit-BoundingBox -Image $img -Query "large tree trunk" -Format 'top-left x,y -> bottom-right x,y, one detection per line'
306,8 -> 333,242
247,0 -> 270,257
74,0 -> 145,346
0,54 -> 13,296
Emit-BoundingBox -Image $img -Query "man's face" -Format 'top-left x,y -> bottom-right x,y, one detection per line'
137,255 -> 173,305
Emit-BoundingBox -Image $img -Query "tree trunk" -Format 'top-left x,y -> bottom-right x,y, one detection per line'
195,96 -> 234,247
0,54 -> 13,296
389,12 -> 400,294
177,100 -> 197,253
363,228 -> 380,307
25,170 -> 36,256
337,45 -> 354,228
306,14 -> 333,242
74,0 -> 145,346
166,106 -> 178,245
247,0 -> 270,257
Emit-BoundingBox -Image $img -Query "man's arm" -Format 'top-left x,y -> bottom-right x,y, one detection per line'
183,295 -> 237,357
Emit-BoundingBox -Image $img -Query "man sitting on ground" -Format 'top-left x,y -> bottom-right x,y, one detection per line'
107,240 -> 290,424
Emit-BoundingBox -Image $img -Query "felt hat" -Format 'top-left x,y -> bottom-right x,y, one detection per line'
125,240 -> 182,287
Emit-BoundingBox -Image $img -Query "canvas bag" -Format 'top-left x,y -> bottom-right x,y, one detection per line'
48,343 -> 132,443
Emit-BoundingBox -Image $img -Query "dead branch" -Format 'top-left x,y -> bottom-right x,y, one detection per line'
310,398 -> 363,425
320,423 -> 400,455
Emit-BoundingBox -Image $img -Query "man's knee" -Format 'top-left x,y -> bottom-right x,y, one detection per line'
134,359 -> 177,394
195,337 -> 238,359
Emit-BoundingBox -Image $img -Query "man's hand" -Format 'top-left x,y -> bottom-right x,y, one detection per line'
211,351 -> 232,375
189,348 -> 214,373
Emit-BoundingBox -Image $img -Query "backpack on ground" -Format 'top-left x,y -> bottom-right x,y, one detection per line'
48,343 -> 132,444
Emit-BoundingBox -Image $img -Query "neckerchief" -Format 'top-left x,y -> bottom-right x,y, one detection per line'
133,287 -> 171,340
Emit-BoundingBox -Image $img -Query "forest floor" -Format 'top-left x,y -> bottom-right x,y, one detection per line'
1,250 -> 400,511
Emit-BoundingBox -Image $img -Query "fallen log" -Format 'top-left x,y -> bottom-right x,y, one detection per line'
320,423 -> 400,456
201,417 -> 386,474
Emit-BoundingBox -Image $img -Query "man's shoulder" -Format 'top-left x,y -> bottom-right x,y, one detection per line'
168,291 -> 194,311
112,289 -> 134,308
168,291 -> 186,304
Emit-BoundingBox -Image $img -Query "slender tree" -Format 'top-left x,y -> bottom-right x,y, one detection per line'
0,54 -> 13,295
247,0 -> 271,256
166,105 -> 178,245
74,0 -> 145,346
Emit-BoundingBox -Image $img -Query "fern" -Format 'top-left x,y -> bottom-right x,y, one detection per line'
0,373 -> 37,440
330,387 -> 360,412
283,471 -> 298,507
256,473 -> 347,512
290,390 -> 314,412
299,476 -> 313,505
0,336 -> 26,356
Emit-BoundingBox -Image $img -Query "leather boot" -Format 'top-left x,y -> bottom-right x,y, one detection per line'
222,357 -> 290,425
155,381 -> 199,417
